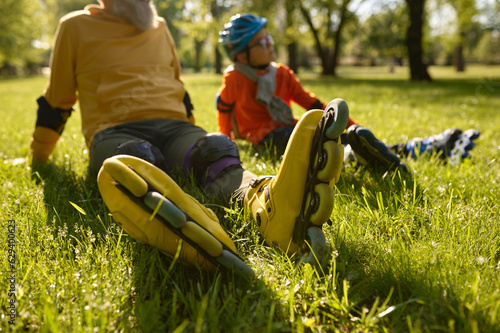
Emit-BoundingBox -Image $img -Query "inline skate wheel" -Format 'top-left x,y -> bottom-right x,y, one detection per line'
324,98 -> 349,140
315,140 -> 343,183
306,183 -> 334,226
216,250 -> 255,278
181,221 -> 223,258
143,191 -> 187,228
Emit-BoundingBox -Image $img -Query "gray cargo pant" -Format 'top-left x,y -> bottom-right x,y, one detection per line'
89,119 -> 255,198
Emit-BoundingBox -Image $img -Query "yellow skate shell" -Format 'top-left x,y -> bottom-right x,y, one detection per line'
98,155 -> 237,269
246,110 -> 344,254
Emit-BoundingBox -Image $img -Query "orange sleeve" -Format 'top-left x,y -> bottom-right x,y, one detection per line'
278,65 -> 359,130
44,15 -> 78,110
346,116 -> 358,129
216,71 -> 235,137
275,65 -> 319,110
217,108 -> 233,138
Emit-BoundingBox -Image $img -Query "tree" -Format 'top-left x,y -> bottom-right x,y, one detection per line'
472,0 -> 500,63
210,1 -> 224,74
285,0 -> 299,72
405,0 -> 432,81
445,0 -> 477,71
299,0 -> 354,76
54,0 -> 91,21
156,0 -> 186,41
357,3 -> 407,68
157,0 -> 210,71
0,0 -> 46,74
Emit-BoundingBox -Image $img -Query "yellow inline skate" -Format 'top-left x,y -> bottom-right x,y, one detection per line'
243,98 -> 349,264
97,155 -> 254,277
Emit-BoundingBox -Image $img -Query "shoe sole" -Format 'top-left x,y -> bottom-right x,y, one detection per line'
98,155 -> 254,278
294,98 -> 349,264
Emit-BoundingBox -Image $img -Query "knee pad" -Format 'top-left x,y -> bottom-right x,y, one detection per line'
114,139 -> 167,171
186,133 -> 242,187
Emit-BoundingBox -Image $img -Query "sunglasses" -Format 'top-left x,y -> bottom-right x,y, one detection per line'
248,34 -> 274,50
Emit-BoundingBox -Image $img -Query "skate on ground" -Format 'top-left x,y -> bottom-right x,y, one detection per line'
243,98 -> 349,265
405,128 -> 480,165
97,155 -> 254,278
346,124 -> 408,172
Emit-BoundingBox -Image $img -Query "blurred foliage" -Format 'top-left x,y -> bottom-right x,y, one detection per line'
350,2 -> 408,64
0,0 -> 46,74
0,0 -> 499,75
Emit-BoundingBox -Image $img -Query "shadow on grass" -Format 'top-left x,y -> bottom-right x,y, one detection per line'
301,75 -> 500,93
329,235 -> 495,332
31,163 -> 107,236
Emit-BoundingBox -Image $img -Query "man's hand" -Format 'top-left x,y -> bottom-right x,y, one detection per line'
30,126 -> 60,164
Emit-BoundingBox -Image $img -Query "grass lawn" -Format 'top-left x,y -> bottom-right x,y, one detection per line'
1,65 -> 499,332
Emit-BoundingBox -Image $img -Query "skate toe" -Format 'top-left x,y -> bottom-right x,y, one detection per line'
98,155 -> 254,277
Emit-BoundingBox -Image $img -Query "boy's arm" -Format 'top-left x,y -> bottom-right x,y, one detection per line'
284,66 -> 358,129
216,92 -> 234,138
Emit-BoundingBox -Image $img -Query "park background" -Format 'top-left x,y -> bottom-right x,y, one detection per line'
1,0 -> 500,77
1,0 -> 500,332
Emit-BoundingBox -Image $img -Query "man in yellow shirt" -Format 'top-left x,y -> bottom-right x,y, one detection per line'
30,0 -> 349,275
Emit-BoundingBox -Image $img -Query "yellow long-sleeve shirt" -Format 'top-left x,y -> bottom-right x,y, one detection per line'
44,5 -> 188,147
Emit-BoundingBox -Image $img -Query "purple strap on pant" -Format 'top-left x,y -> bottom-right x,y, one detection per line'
183,143 -> 241,188
183,143 -> 195,172
204,157 -> 242,188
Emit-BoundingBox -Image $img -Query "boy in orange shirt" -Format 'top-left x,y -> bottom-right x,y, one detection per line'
217,14 -> 480,170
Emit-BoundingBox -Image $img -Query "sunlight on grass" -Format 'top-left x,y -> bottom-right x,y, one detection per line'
1,66 -> 499,331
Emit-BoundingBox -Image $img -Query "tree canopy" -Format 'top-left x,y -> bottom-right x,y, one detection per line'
1,0 -> 499,77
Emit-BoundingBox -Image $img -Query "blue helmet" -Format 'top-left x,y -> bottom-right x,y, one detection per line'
219,13 -> 268,60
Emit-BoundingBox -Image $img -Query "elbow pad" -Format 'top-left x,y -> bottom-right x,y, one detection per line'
35,96 -> 73,134
30,96 -> 72,163
216,93 -> 234,113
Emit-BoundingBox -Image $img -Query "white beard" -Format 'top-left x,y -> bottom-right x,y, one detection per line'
113,0 -> 159,31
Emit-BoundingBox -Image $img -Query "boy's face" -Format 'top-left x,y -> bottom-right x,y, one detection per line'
236,28 -> 275,68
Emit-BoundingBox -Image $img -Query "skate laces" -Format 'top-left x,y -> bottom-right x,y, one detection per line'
449,134 -> 472,166
406,129 -> 454,158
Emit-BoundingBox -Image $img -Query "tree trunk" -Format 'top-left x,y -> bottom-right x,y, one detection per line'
405,0 -> 432,81
299,4 -> 328,75
214,47 -> 222,74
322,48 -> 334,75
328,0 -> 350,76
211,0 -> 223,74
454,31 -> 465,72
300,1 -> 351,76
287,42 -> 298,73
286,0 -> 298,73
194,39 -> 203,72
